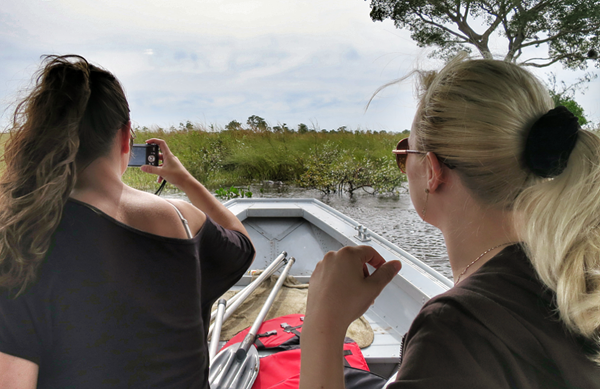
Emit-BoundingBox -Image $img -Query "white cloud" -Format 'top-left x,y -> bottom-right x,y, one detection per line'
1,0 -> 597,131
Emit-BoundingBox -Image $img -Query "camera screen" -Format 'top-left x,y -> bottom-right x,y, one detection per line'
129,144 -> 158,167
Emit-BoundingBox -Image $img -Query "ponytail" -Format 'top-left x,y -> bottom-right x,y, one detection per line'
515,130 -> 600,363
412,55 -> 600,363
0,55 -> 128,294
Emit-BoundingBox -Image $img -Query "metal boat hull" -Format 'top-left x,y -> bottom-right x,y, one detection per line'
224,198 -> 452,377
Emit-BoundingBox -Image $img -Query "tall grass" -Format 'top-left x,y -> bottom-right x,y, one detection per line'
0,124 -> 406,194
122,124 -> 406,193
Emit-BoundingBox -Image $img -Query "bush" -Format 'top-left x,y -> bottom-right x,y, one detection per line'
298,141 -> 405,195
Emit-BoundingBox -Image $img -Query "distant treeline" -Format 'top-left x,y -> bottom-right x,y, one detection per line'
124,119 -> 408,195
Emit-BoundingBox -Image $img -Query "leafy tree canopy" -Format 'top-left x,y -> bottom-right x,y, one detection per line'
369,0 -> 600,69
225,120 -> 242,131
246,115 -> 270,131
555,97 -> 587,126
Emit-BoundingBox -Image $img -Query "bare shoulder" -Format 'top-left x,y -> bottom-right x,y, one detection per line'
0,352 -> 38,389
120,188 -> 206,239
166,198 -> 207,235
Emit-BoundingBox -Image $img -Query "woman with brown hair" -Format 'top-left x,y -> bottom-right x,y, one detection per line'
0,55 -> 254,388
300,56 -> 600,388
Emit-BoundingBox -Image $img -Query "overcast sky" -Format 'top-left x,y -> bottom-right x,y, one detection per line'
1,0 -> 598,132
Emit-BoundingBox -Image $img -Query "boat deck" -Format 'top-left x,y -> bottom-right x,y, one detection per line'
225,198 -> 452,377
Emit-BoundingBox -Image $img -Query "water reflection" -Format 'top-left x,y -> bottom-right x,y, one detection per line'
164,185 -> 451,280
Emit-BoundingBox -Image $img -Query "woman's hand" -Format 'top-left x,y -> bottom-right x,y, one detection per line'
139,138 -> 192,189
306,245 -> 402,330
299,246 -> 401,389
139,138 -> 252,240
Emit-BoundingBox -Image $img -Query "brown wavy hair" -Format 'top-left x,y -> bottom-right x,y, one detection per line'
0,55 -> 129,294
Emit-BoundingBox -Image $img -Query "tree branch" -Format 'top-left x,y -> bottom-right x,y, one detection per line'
503,16 -> 516,62
521,53 -> 576,68
530,0 -> 553,14
481,6 -> 508,44
451,14 -> 494,57
463,1 -> 471,20
520,26 -> 600,48
414,11 -> 471,42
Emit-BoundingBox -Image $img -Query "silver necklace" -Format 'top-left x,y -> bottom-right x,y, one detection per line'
455,242 -> 516,284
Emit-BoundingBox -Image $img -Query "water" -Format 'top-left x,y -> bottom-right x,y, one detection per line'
164,185 -> 452,280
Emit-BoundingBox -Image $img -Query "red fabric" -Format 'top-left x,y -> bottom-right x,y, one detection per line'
221,314 -> 305,351
343,342 -> 370,371
263,374 -> 300,389
249,340 -> 370,389
252,349 -> 301,389
222,314 -> 371,389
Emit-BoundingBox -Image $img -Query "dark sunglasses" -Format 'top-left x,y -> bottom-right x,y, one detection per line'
392,138 -> 425,173
392,138 -> 456,173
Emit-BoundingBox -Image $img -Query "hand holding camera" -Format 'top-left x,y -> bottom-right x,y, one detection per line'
139,138 -> 194,190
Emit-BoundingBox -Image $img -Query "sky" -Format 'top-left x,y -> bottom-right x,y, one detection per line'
1,0 -> 599,133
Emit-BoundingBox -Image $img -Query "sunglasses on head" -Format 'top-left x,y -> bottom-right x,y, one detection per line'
392,138 -> 456,173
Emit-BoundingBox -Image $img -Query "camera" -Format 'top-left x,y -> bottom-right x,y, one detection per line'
129,144 -> 159,167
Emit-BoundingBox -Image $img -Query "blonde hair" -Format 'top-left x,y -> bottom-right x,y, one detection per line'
0,55 -> 129,294
414,55 -> 600,362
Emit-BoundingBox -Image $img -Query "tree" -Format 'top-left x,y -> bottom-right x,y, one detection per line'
225,120 -> 243,131
369,0 -> 600,69
273,123 -> 291,133
246,115 -> 270,132
298,123 -> 309,134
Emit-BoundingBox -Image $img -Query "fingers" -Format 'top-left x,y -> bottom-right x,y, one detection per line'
138,138 -> 191,189
348,246 -> 400,296
339,246 -> 401,293
145,138 -> 172,156
339,245 -> 387,269
140,164 -> 161,175
368,260 -> 401,291
307,246 -> 402,329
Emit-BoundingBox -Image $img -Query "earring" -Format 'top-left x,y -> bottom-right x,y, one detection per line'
421,189 -> 429,219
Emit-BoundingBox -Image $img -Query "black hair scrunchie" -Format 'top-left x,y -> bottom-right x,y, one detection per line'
523,106 -> 580,178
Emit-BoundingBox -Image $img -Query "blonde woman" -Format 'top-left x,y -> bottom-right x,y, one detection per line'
0,55 -> 255,388
300,57 -> 600,388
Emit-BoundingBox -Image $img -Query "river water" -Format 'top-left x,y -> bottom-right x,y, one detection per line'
164,185 -> 452,280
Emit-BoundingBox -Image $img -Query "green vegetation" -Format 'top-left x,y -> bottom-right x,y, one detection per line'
215,186 -> 253,200
298,141 -> 403,195
369,0 -> 600,69
547,73 -> 596,127
122,120 -> 406,195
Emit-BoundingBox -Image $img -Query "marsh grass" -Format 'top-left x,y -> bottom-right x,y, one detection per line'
0,124 -> 406,195
122,124 -> 406,193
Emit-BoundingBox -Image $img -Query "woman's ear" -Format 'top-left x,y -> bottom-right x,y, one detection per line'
120,121 -> 132,154
425,152 -> 444,193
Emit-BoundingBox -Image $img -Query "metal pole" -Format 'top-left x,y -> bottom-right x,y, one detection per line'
217,258 -> 296,389
236,257 -> 296,355
224,251 -> 287,308
208,252 -> 287,339
208,299 -> 227,364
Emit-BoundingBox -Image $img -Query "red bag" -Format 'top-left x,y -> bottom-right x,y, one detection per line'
222,314 -> 306,352
219,314 -> 386,389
